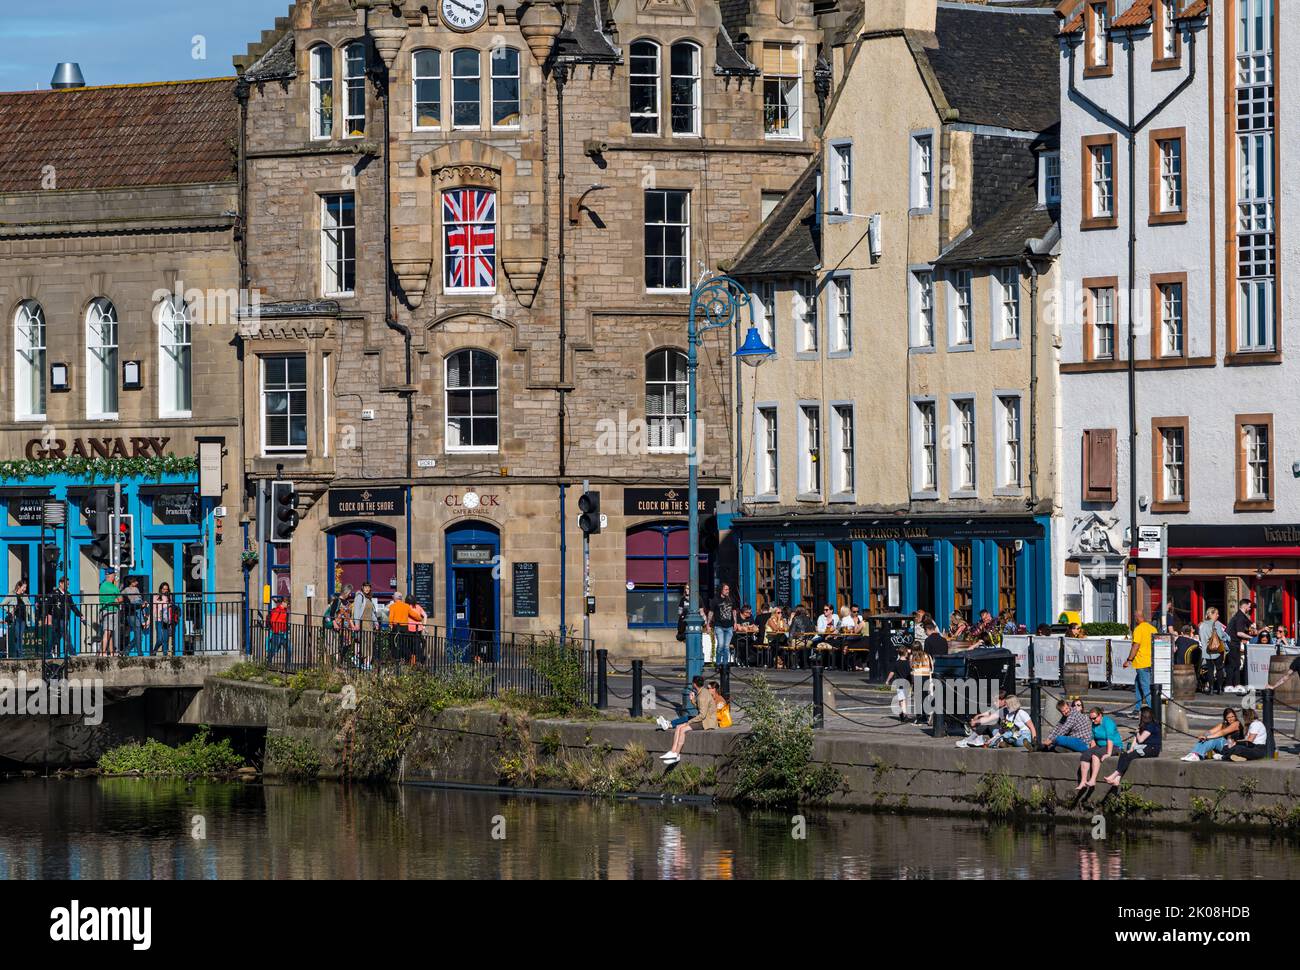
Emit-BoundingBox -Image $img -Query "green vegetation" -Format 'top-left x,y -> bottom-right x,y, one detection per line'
1101,783 -> 1161,819
728,676 -> 843,807
1083,622 -> 1131,637
99,726 -> 245,777
265,736 -> 323,780
529,638 -> 595,718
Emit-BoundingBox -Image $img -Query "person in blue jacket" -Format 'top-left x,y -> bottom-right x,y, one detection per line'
1077,706 -> 1123,792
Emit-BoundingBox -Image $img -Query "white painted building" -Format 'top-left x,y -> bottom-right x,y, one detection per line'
1056,0 -> 1299,632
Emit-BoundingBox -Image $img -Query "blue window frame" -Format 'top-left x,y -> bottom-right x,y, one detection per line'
626,522 -> 705,628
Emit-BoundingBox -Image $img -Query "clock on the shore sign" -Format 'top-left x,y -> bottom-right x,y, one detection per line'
441,0 -> 486,31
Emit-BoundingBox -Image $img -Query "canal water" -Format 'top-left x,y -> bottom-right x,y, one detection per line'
1,778 -> 1297,879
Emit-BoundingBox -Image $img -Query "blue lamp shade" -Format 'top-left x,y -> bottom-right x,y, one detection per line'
734,324 -> 775,367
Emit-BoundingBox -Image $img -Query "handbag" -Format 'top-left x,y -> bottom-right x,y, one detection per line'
717,702 -> 733,729
1206,630 -> 1224,656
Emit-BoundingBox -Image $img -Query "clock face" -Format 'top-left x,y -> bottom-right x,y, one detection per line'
441,0 -> 486,32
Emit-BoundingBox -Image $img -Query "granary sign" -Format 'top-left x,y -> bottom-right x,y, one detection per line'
25,436 -> 171,460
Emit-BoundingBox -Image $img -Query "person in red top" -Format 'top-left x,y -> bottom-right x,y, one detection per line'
266,597 -> 290,665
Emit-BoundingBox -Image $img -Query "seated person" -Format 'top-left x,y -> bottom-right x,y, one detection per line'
957,690 -> 1010,747
1181,708 -> 1243,761
811,604 -> 837,647
969,608 -> 998,645
1174,623 -> 1201,670
947,611 -> 970,641
1103,706 -> 1161,785
842,607 -> 869,671
733,605 -> 760,666
763,607 -> 789,648
1224,708 -> 1268,762
1067,622 -> 1085,639
1078,706 -> 1123,791
1042,698 -> 1093,753
987,696 -> 1036,748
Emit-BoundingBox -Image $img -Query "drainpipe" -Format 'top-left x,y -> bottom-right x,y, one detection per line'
1026,256 -> 1040,511
553,60 -> 571,637
235,77 -> 251,607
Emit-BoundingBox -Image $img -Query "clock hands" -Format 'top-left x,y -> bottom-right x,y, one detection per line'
446,0 -> 480,15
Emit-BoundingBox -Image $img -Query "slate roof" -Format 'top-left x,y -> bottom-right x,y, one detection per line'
921,5 -> 1060,133
936,181 -> 1058,266
728,159 -> 820,278
555,0 -> 621,63
0,78 -> 238,193
716,24 -> 758,75
243,31 -> 296,82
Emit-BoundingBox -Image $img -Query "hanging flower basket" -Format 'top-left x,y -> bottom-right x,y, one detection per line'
240,551 -> 260,571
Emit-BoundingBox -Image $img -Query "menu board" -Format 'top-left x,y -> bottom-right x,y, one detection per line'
513,562 -> 539,618
774,560 -> 793,609
412,562 -> 435,616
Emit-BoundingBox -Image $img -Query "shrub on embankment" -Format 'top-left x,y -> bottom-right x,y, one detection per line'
728,677 -> 844,808
98,726 -> 245,777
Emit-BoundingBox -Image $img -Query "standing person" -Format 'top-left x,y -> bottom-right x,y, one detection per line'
1103,706 -> 1161,786
707,582 -> 736,668
352,582 -> 378,666
46,576 -> 84,659
1199,606 -> 1228,695
406,595 -> 428,666
265,596 -> 290,664
6,579 -> 29,659
908,643 -> 934,724
1123,612 -> 1157,714
152,582 -> 178,657
387,591 -> 412,662
99,569 -> 121,657
922,617 -> 949,658
120,576 -> 145,657
676,585 -> 690,643
1224,598 -> 1254,693
884,644 -> 915,723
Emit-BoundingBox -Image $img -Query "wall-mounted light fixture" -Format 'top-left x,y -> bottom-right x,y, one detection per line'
122,360 -> 142,390
50,362 -> 69,392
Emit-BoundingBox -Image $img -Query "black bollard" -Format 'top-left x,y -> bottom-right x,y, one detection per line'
1263,688 -> 1276,759
934,675 -> 946,738
631,659 -> 643,718
1028,635 -> 1036,681
1151,682 -> 1163,729
1029,678 -> 1042,748
811,657 -> 824,729
720,660 -> 731,699
596,648 -> 608,710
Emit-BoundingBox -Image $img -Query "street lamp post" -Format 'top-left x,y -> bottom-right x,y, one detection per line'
684,274 -> 774,707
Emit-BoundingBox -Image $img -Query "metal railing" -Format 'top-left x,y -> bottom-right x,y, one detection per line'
0,593 -> 246,660
246,613 -> 599,705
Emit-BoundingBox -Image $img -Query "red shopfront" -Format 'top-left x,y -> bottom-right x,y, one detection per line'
1137,524 -> 1300,634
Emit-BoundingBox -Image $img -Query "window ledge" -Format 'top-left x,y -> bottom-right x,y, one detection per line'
1080,216 -> 1119,231
1150,501 -> 1189,515
827,349 -> 853,359
796,492 -> 822,503
993,486 -> 1025,498
446,448 -> 500,455
911,490 -> 939,502
1234,499 -> 1275,513
946,342 -> 975,354
749,494 -> 780,504
949,489 -> 979,500
909,344 -> 937,355
829,493 -> 856,504
909,206 -> 934,217
1225,351 -> 1282,367
990,339 -> 1022,352
794,351 -> 820,361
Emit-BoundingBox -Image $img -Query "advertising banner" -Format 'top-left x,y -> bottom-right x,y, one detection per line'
1063,637 -> 1108,682
1109,640 -> 1136,685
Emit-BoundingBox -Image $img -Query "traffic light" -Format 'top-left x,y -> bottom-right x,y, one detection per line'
269,481 -> 298,543
578,490 -> 601,536
113,514 -> 134,569
88,489 -> 112,564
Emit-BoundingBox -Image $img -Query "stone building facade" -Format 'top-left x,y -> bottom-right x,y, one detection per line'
234,0 -> 841,655
0,79 -> 244,613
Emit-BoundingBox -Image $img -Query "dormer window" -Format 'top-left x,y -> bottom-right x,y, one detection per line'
310,45 -> 334,139
1040,151 -> 1061,206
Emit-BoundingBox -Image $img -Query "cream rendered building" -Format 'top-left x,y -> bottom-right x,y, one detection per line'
730,0 -> 1063,637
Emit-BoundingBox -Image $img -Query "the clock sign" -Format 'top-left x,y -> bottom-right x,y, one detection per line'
441,0 -> 486,31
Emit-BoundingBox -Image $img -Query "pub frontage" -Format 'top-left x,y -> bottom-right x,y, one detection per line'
731,512 -> 1054,631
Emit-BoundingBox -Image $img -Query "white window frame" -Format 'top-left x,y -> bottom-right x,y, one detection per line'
994,266 -> 1020,345
445,349 -> 499,453
1092,286 -> 1116,359
995,393 -> 1022,493
828,141 -> 852,218
950,396 -> 977,495
669,41 -> 701,137
645,349 -> 688,454
1160,0 -> 1178,59
310,44 -> 334,139
452,48 -> 481,130
489,46 -> 521,130
1040,151 -> 1061,206
949,270 -> 973,348
762,42 -> 802,140
910,269 -> 935,349
1161,426 -> 1185,502
755,405 -> 779,498
644,189 -> 690,293
755,281 -> 777,352
412,49 -> 442,131
830,275 -> 852,354
13,300 -> 46,422
1245,423 -> 1269,500
831,403 -> 855,500
911,398 -> 938,498
260,354 -> 308,456
1091,144 -> 1114,218
343,41 -> 366,138
157,294 -> 193,418
1160,280 -> 1184,356
85,298 -> 119,421
1091,1 -> 1111,67
321,192 -> 356,297
794,278 -> 817,353
630,39 -> 661,136
1159,138 -> 1183,213
797,403 -> 821,497
910,132 -> 934,211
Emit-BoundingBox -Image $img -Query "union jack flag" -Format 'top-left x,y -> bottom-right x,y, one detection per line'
444,189 -> 496,290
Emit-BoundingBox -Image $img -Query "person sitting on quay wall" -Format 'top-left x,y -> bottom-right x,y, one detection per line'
986,696 -> 1036,749
660,674 -> 717,765
1103,706 -> 1161,786
1181,708 -> 1243,762
1077,706 -> 1123,793
1042,698 -> 1093,754
955,689 -> 1010,747
1222,708 -> 1269,762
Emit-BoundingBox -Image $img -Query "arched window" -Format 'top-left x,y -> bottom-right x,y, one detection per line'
13,300 -> 46,421
85,298 -> 119,419
629,40 -> 660,135
452,48 -> 481,128
331,525 -> 397,602
412,49 -> 441,129
343,41 -> 366,136
309,44 -> 334,138
490,46 -> 521,129
646,349 -> 687,452
157,294 -> 192,416
627,523 -> 702,627
445,349 -> 498,452
669,41 -> 700,136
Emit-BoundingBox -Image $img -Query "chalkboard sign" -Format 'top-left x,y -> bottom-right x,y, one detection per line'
11,497 -> 46,526
412,562 -> 435,616
513,562 -> 539,618
774,560 -> 793,609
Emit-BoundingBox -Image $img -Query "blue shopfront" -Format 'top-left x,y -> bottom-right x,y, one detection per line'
0,474 -> 214,601
733,514 -> 1052,630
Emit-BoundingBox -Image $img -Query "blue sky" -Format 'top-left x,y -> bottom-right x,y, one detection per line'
0,0 -> 296,90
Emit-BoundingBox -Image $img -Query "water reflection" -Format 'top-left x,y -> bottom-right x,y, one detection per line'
0,779 -> 1297,880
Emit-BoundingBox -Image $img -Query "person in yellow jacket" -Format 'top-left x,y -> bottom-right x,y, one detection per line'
1124,613 -> 1157,715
